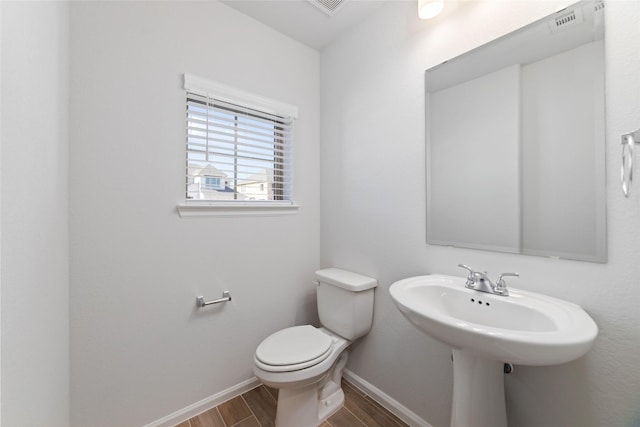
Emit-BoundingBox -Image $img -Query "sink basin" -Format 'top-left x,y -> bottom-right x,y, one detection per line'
389,274 -> 598,427
389,274 -> 597,365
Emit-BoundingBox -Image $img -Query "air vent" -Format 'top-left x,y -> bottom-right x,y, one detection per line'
594,1 -> 604,12
307,0 -> 347,16
555,11 -> 577,27
548,6 -> 584,33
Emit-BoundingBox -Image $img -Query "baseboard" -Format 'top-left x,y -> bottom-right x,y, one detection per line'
343,369 -> 433,427
142,376 -> 261,427
143,370 -> 431,427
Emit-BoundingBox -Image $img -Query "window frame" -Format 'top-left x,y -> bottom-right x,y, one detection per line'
177,73 -> 300,218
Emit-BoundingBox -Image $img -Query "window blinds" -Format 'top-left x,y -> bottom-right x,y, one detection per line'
184,78 -> 295,203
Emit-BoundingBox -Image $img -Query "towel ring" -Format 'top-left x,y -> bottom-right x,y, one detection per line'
622,133 -> 635,197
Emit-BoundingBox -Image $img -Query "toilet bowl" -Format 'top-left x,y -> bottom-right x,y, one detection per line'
254,326 -> 350,426
253,268 -> 377,427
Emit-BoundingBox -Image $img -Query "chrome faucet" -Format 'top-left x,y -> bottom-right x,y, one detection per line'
457,264 -> 518,296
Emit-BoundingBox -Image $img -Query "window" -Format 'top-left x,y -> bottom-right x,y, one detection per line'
202,176 -> 222,191
183,74 -> 297,213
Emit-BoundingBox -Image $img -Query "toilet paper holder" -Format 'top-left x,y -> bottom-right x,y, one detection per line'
196,291 -> 232,308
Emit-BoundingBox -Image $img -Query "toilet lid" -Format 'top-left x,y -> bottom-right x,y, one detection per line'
255,325 -> 333,369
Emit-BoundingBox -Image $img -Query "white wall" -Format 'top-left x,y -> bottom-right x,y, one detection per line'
69,2 -> 320,426
1,2 -> 70,426
321,1 -> 640,427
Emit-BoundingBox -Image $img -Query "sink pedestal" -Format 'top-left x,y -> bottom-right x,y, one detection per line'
451,349 -> 507,427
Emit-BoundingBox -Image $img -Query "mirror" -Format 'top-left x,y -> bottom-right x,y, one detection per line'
426,0 -> 606,263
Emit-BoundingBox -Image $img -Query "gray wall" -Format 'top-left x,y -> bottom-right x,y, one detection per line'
69,2 -> 320,426
321,1 -> 640,426
1,2 -> 70,426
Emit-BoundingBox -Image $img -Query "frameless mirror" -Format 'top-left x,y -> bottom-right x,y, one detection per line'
426,0 -> 606,263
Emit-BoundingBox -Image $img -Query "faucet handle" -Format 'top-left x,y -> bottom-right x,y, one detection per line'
457,264 -> 475,286
497,272 -> 519,282
458,263 -> 474,273
494,272 -> 519,296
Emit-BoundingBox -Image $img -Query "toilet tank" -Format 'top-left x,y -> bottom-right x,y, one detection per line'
315,268 -> 377,341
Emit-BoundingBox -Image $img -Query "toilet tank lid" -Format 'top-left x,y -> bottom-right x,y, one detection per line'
315,268 -> 378,291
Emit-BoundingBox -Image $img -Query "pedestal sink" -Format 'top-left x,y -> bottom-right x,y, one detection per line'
389,274 -> 598,427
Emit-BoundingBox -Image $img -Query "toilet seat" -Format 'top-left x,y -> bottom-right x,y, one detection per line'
255,325 -> 334,373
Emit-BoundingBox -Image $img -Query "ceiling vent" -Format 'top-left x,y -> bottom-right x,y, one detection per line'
594,1 -> 604,13
548,6 -> 584,33
307,0 -> 347,16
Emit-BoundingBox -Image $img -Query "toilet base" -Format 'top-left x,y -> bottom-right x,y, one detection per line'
317,387 -> 344,423
273,352 -> 349,427
275,384 -> 321,427
274,384 -> 344,427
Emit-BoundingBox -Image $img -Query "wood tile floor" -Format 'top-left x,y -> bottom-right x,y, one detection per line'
174,380 -> 408,427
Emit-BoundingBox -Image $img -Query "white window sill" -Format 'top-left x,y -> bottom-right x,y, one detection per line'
177,202 -> 300,218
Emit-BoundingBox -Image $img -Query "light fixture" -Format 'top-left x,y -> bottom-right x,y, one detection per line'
418,0 -> 444,19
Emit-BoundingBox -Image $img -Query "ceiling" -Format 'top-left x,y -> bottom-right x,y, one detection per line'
220,0 -> 390,50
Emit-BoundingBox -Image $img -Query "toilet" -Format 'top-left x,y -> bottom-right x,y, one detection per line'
253,268 -> 377,427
